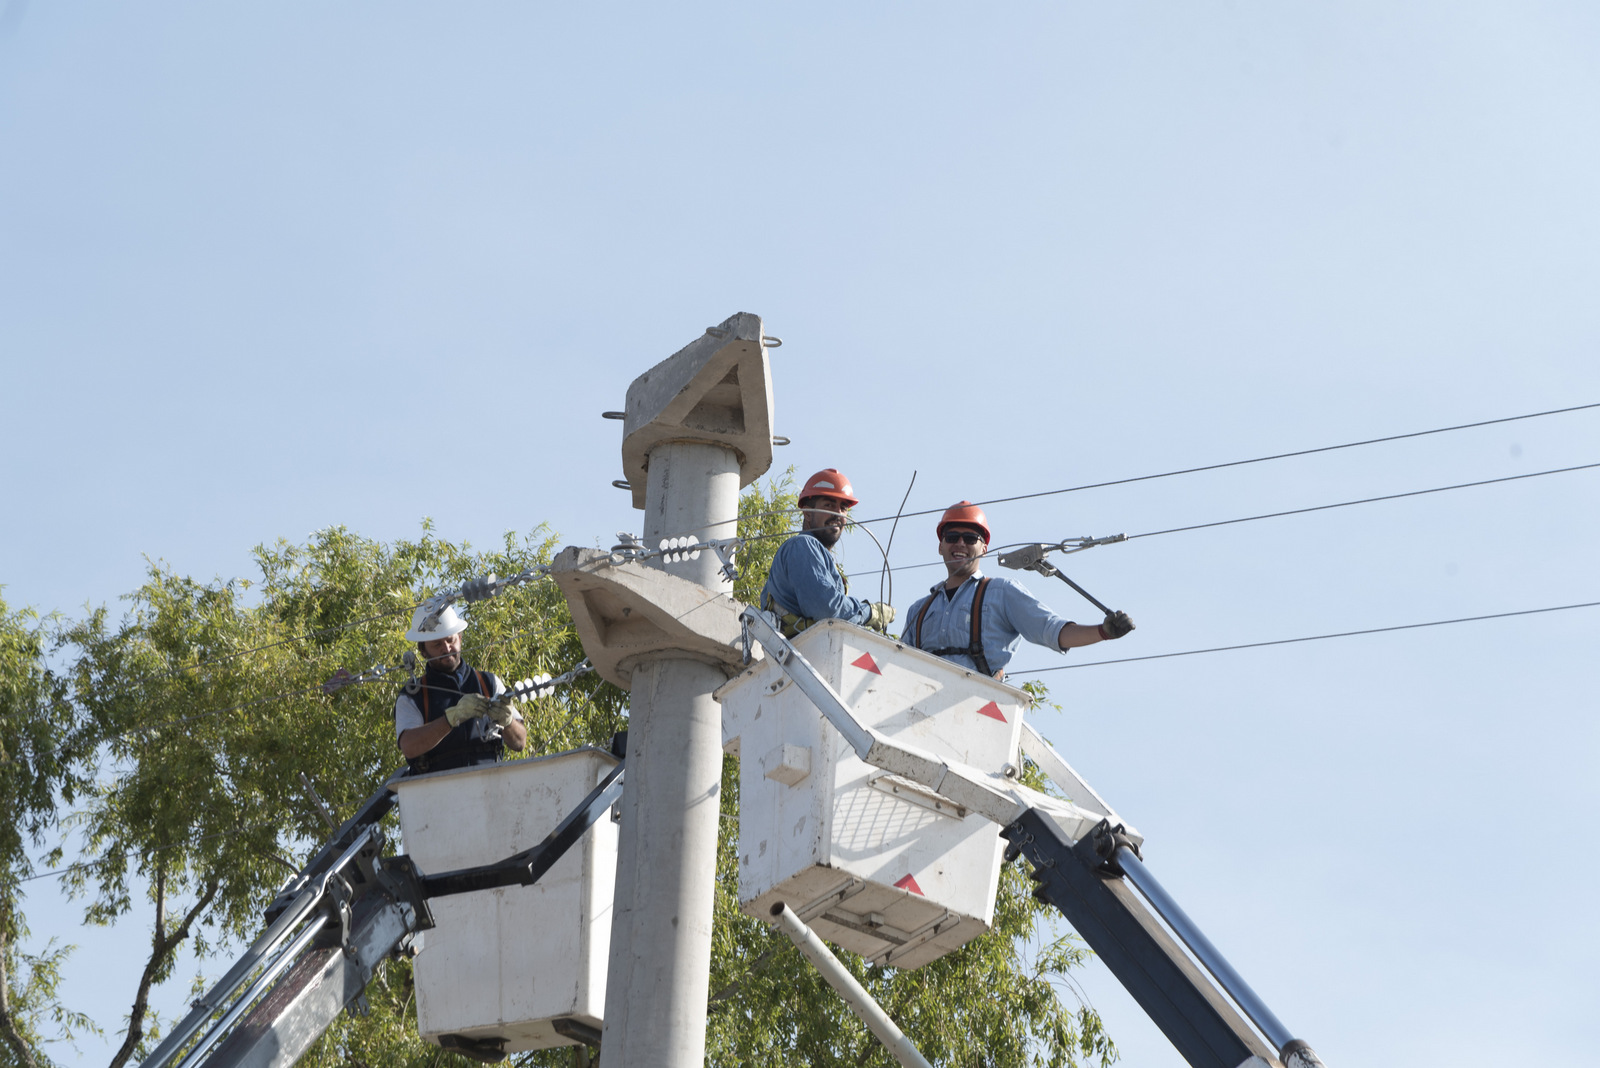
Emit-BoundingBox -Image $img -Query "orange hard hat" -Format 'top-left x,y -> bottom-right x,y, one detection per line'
937,501 -> 991,544
799,468 -> 859,508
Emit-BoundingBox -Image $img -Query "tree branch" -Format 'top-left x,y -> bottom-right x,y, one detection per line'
0,911 -> 41,1068
108,869 -> 221,1068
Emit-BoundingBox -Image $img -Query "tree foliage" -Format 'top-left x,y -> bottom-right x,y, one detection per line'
1,481 -> 1113,1068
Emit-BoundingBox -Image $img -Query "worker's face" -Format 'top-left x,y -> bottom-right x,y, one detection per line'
800,496 -> 851,548
420,632 -> 462,673
939,525 -> 987,580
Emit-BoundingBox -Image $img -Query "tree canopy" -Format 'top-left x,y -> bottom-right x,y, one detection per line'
1,476 -> 1114,1068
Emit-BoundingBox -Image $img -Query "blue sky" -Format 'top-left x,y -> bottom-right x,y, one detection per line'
3,4 -> 1598,1065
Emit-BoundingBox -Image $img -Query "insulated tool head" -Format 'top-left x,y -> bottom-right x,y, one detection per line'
997,544 -> 1051,571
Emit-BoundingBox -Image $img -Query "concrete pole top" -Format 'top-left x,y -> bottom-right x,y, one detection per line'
621,312 -> 776,510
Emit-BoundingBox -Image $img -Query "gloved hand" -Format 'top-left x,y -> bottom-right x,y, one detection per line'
866,602 -> 895,634
1098,610 -> 1135,640
487,701 -> 517,727
446,693 -> 493,726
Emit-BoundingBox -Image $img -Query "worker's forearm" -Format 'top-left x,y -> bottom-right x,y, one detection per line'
398,718 -> 453,759
501,718 -> 527,752
1057,622 -> 1105,650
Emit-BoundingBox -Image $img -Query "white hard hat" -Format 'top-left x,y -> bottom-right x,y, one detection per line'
406,603 -> 468,642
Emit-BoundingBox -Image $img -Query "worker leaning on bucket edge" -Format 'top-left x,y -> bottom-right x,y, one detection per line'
759,468 -> 895,638
902,501 -> 1135,681
394,603 -> 527,774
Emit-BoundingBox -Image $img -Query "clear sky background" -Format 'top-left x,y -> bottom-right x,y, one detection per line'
4,3 -> 1598,1066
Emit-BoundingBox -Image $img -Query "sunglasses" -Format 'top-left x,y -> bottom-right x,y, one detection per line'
942,531 -> 984,546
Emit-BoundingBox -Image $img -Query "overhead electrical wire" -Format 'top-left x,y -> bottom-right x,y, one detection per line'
90,618 -> 584,745
20,824 -> 276,884
844,400 -> 1600,528
62,575 -> 562,711
1008,600 -> 1600,676
851,459 -> 1600,578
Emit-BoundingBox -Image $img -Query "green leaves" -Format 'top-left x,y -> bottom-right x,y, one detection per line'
4,495 -> 1112,1068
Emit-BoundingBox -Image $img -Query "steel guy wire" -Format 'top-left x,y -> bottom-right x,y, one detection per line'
60,572 -> 561,712
93,619 -> 584,745
840,400 -> 1600,529
20,824 -> 278,885
1007,600 -> 1600,675
846,460 -> 1600,580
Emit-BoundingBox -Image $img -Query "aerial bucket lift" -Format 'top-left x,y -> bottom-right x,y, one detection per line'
135,744 -> 627,1068
732,608 -> 1328,1068
392,747 -> 620,1057
718,619 -> 1051,969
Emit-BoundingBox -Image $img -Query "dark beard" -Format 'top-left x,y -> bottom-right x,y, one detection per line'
805,525 -> 842,549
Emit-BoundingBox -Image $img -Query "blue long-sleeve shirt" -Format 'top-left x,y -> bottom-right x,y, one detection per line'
900,571 -> 1075,675
759,532 -> 872,626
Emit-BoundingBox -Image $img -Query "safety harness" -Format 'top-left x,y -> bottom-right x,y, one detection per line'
403,667 -> 503,775
912,576 -> 994,678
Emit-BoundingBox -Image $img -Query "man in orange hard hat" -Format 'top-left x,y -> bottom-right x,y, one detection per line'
758,468 -> 894,638
902,501 -> 1134,679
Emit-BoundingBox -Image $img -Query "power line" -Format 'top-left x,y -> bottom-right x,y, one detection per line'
845,401 -> 1600,527
94,619 -> 582,744
71,571 -> 561,707
1128,462 -> 1600,540
1008,600 -> 1600,675
847,460 -> 1600,579
20,825 -> 276,885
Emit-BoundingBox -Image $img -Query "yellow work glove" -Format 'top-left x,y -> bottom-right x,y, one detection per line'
866,602 -> 895,634
487,701 -> 516,727
446,693 -> 493,726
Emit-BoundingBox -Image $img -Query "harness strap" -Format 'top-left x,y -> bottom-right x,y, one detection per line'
914,577 -> 994,677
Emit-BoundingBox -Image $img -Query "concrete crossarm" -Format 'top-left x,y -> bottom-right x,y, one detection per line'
553,547 -> 754,689
737,607 -> 1131,847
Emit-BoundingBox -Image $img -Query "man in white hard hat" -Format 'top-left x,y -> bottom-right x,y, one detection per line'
759,467 -> 894,638
395,603 -> 527,774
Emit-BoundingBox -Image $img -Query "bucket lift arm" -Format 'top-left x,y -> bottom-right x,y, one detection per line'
139,761 -> 627,1068
738,608 -> 1326,1068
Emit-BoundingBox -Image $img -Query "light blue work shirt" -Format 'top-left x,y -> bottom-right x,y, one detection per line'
900,571 -> 1075,675
759,532 -> 872,626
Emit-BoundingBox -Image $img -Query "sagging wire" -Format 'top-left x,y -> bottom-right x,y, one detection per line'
879,470 -> 917,607
100,618 -> 583,745
20,824 -> 277,885
841,400 -> 1600,529
1008,600 -> 1600,675
69,605 -> 417,708
1125,462 -> 1600,541
68,568 -> 563,710
846,459 -> 1600,580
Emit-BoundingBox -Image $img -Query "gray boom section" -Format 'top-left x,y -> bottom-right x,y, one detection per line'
198,895 -> 416,1068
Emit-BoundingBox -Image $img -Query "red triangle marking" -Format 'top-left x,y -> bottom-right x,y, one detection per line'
976,700 -> 1007,723
851,652 -> 881,675
893,873 -> 924,895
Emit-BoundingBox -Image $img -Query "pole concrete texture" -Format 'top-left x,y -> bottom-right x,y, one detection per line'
601,442 -> 738,1068
597,314 -> 774,1068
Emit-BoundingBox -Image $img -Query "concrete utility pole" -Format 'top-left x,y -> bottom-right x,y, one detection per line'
551,313 -> 775,1068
